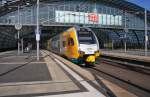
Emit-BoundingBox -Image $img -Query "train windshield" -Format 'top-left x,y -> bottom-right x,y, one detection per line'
77,29 -> 96,44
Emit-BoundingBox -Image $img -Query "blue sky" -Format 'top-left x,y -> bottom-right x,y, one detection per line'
127,0 -> 150,10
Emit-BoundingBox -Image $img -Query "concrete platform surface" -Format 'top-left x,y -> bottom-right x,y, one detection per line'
0,50 -> 106,97
101,49 -> 150,56
101,50 -> 150,63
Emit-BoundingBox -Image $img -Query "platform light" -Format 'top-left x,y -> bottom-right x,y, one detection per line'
124,11 -> 127,53
145,9 -> 148,56
36,0 -> 40,61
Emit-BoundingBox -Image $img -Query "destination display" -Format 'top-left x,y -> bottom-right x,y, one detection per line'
55,10 -> 122,26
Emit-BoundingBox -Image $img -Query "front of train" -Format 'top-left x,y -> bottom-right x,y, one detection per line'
77,27 -> 100,66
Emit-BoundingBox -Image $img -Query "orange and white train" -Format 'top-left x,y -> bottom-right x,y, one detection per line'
47,26 -> 101,66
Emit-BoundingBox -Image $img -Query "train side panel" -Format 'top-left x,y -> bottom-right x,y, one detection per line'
50,35 -> 61,54
47,39 -> 51,50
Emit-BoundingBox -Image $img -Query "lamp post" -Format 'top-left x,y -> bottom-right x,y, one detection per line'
124,11 -> 127,53
145,9 -> 148,56
15,6 -> 21,55
21,38 -> 24,53
9,4 -> 31,55
112,39 -> 114,50
36,0 -> 40,61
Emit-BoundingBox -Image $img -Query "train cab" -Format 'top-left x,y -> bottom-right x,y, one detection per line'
76,27 -> 100,65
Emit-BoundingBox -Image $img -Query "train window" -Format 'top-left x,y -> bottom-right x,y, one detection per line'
78,29 -> 96,44
63,41 -> 66,47
68,38 -> 74,46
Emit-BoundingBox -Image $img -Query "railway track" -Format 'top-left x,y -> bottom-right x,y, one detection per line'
101,55 -> 150,69
86,58 -> 150,97
97,57 -> 150,75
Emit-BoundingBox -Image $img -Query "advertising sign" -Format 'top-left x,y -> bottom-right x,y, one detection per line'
36,34 -> 40,41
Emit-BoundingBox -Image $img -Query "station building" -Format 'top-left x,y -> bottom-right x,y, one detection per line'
0,0 -> 150,51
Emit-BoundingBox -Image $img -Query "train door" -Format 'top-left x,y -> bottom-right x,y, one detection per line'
67,29 -> 79,59
62,32 -> 68,56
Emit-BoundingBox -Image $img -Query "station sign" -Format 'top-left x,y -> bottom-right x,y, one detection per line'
35,27 -> 41,41
88,13 -> 99,23
36,34 -> 40,41
146,35 -> 148,42
55,10 -> 122,26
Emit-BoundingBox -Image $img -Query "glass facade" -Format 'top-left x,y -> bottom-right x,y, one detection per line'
0,0 -> 149,50
95,30 -> 150,49
0,27 -> 17,50
0,0 -> 149,30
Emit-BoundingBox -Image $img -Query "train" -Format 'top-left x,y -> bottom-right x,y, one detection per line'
47,26 -> 101,66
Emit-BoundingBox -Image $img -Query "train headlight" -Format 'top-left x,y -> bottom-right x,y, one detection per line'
79,51 -> 85,57
94,50 -> 100,57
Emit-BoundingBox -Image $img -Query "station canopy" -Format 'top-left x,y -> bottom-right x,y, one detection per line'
0,0 -> 150,21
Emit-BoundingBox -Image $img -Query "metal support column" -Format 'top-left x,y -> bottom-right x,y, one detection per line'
48,6 -> 50,25
124,11 -> 127,53
21,38 -> 24,53
37,40 -> 39,59
145,9 -> 148,56
112,40 -> 114,50
36,0 -> 40,61
17,31 -> 20,55
17,6 -> 20,55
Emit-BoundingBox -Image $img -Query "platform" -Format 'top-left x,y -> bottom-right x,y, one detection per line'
0,50 -> 106,97
101,50 -> 150,63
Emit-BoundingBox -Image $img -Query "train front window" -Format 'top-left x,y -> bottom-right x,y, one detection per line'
77,29 -> 96,44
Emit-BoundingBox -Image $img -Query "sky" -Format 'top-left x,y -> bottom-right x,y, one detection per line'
127,0 -> 150,10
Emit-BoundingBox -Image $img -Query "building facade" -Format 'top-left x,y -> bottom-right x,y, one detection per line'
0,0 -> 150,50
